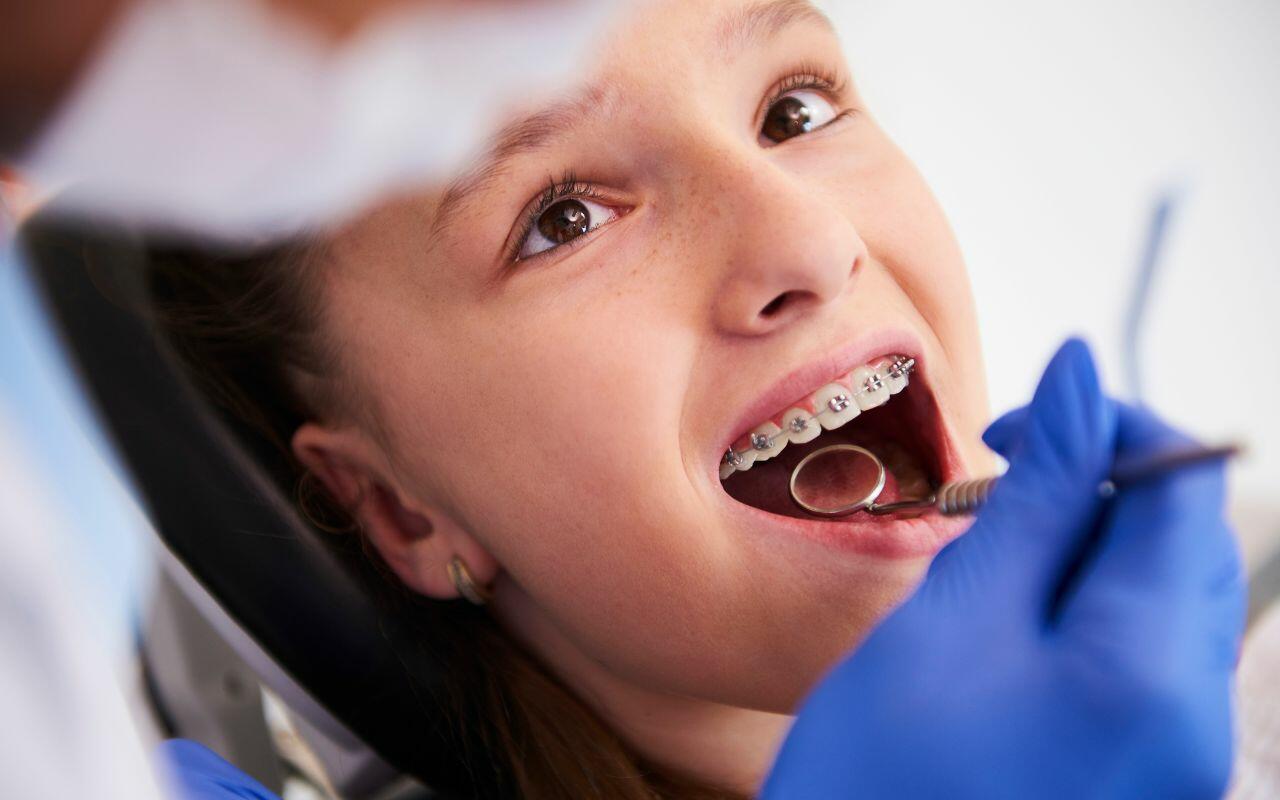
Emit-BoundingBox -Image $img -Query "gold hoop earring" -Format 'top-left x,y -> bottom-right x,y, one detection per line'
447,557 -> 492,606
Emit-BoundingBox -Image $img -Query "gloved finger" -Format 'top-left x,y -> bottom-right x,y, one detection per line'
1058,407 -> 1244,670
922,339 -> 1117,616
1110,402 -> 1242,633
1112,401 -> 1198,456
982,406 -> 1030,457
983,397 -> 1166,464
995,339 -> 1115,502
1113,404 -> 1242,640
1110,404 -> 1235,595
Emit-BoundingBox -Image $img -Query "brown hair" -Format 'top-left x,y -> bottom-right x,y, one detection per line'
144,239 -> 748,800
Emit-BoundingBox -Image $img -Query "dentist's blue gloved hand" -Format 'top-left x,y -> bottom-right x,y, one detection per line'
763,339 -> 1245,799
158,740 -> 281,800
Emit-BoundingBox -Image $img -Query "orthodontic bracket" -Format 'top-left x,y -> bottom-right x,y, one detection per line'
723,356 -> 917,471
887,356 -> 913,380
723,447 -> 745,468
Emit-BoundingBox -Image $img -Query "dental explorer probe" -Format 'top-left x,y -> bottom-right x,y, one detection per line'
789,442 -> 1242,519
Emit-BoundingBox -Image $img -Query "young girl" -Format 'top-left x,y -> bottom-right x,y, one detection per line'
147,0 -> 995,795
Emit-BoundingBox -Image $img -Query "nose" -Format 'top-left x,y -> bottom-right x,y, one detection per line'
708,154 -> 866,337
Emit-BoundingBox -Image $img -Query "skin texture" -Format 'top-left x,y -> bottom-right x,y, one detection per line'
291,0 -> 993,792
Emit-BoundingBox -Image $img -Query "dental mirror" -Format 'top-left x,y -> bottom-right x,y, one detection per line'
789,444 -> 886,517
790,440 -> 1243,520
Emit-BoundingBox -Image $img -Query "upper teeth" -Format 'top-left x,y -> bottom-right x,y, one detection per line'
720,355 -> 915,480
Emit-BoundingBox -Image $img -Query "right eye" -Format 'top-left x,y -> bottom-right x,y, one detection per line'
518,196 -> 621,260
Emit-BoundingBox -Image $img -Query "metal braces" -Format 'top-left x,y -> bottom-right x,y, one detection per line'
723,356 -> 916,469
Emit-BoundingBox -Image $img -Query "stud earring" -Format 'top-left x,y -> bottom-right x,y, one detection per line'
447,556 -> 492,606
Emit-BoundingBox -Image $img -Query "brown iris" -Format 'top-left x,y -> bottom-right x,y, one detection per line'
762,96 -> 813,143
537,199 -> 591,245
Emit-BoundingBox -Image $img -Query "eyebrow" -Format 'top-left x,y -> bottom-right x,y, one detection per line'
716,0 -> 836,56
429,80 -> 614,244
429,0 -> 836,245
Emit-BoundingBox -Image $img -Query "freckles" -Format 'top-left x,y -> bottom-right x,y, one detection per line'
621,223 -> 675,282
628,256 -> 647,281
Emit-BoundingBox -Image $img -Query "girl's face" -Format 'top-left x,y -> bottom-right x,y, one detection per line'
306,0 -> 989,740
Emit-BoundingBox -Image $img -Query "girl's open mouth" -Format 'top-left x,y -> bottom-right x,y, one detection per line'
716,346 -> 968,557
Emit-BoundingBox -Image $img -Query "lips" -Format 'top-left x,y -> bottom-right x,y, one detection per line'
711,331 -> 968,559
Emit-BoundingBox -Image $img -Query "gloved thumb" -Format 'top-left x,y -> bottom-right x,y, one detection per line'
981,406 -> 1029,458
922,339 -> 1117,619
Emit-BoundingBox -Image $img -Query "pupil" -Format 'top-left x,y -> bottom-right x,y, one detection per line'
762,96 -> 812,143
537,199 -> 591,244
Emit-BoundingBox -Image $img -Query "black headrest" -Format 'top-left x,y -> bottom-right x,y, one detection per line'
17,212 -> 473,798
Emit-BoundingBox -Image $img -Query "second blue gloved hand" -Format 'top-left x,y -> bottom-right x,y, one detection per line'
763,339 -> 1244,799
158,740 -> 281,800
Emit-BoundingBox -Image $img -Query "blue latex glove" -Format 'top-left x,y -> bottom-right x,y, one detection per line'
158,740 -> 281,800
763,339 -> 1244,799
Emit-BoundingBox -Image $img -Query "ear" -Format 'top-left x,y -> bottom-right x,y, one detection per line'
292,422 -> 499,601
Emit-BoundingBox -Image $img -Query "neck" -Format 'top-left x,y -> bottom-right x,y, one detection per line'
498,588 -> 793,795
596,679 -> 793,794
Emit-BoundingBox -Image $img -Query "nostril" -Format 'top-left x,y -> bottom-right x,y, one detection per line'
760,291 -> 797,319
757,290 -> 808,318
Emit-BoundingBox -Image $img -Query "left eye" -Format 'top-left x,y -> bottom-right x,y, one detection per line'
519,197 -> 620,259
760,90 -> 839,144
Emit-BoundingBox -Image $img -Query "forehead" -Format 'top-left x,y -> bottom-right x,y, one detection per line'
521,0 -> 834,133
625,0 -> 833,58
425,0 -> 835,243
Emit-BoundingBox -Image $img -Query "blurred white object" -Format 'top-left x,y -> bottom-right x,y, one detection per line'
23,0 -> 621,239
0,235 -> 169,794
1231,600 -> 1280,798
0,419 -> 162,800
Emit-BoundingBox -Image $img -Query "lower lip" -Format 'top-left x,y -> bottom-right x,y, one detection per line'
725,499 -> 971,559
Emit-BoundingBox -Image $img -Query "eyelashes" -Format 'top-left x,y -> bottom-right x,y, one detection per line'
761,63 -> 850,119
507,171 -> 611,262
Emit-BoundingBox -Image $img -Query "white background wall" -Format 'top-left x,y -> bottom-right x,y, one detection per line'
825,0 -> 1280,562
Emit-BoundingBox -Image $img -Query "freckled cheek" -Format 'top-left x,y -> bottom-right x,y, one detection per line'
835,155 -> 972,333
829,153 -> 989,444
433,356 -> 696,599
421,308 -> 683,492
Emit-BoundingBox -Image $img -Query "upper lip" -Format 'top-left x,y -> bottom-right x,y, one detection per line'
712,328 -> 924,474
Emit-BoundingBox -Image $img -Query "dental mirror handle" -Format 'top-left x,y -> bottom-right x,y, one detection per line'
866,442 -> 1241,517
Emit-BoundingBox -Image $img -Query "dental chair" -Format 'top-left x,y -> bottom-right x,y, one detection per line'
18,210 -> 476,800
